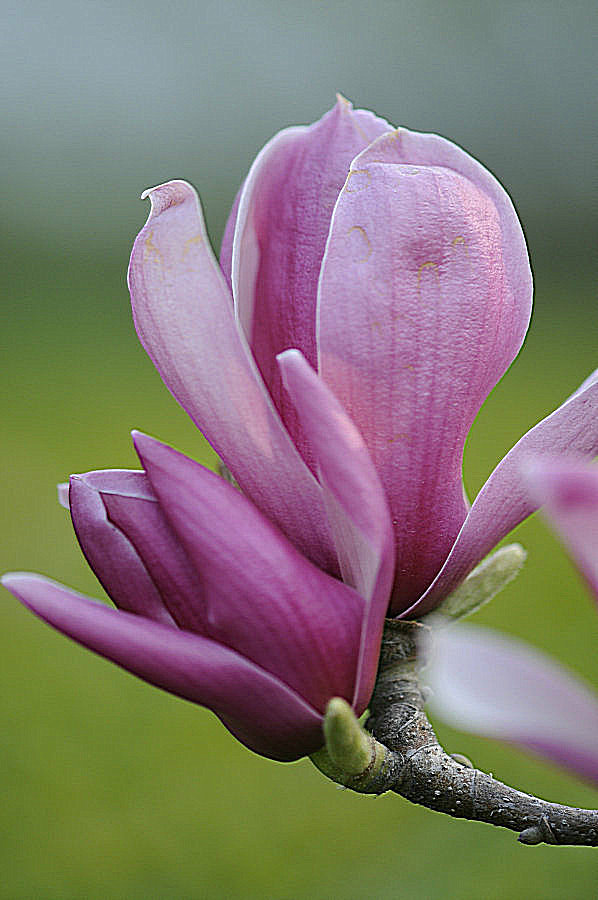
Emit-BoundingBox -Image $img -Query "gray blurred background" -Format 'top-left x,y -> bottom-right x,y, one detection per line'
2,3 -> 597,898
3,0 -> 596,272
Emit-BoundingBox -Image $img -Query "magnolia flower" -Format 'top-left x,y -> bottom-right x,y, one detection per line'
4,99 -> 598,761
426,459 -> 598,784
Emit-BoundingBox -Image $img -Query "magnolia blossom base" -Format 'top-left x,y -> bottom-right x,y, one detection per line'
312,621 -> 598,847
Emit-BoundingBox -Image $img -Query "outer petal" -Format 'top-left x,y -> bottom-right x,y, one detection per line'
278,350 -> 394,711
426,623 -> 598,784
409,370 -> 598,617
231,98 -> 391,466
69,470 -> 176,627
127,179 -> 336,572
317,129 -> 533,612
133,432 -> 364,713
525,459 -> 598,602
2,574 -> 323,761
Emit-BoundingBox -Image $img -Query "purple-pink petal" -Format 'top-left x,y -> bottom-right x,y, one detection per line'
133,431 -> 364,713
230,98 -> 391,468
69,470 -> 176,627
525,459 -> 598,603
317,129 -> 533,614
409,369 -> 598,617
92,481 -> 208,634
127,179 -> 336,573
1,574 -> 323,761
278,349 -> 395,711
426,623 -> 598,784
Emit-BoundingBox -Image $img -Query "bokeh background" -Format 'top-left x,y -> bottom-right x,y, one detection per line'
2,1 -> 597,897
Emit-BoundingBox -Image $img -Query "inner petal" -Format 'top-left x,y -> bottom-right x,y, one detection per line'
228,99 -> 391,469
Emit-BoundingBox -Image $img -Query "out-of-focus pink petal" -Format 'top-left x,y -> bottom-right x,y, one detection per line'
426,623 -> 598,784
278,350 -> 395,711
410,370 -> 598,617
231,98 -> 391,467
69,470 -> 176,627
318,129 -> 533,613
1,574 -> 323,761
57,482 -> 69,509
133,431 -> 364,714
525,459 -> 598,602
127,179 -> 336,573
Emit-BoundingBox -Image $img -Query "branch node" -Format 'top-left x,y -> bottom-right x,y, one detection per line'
519,815 -> 559,846
450,753 -> 474,769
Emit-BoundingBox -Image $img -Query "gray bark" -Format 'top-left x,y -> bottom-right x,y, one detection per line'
317,619 -> 598,846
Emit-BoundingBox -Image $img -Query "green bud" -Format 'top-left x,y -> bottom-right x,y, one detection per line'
435,543 -> 526,621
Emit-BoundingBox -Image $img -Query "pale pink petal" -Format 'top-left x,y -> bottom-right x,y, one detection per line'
410,370 -> 598,617
133,431 -> 364,713
2,573 -> 323,761
525,459 -> 598,602
231,98 -> 391,466
278,349 -> 395,711
426,623 -> 598,784
127,179 -> 335,572
318,129 -> 532,612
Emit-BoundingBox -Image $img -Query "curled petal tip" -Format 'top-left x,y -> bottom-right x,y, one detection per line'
139,180 -> 197,214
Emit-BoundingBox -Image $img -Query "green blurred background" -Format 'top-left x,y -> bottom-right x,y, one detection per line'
2,1 -> 597,897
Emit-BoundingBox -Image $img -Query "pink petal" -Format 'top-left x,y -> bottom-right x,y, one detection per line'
219,185 -> 241,292
69,470 -> 176,627
231,98 -> 391,468
410,370 -> 598,617
76,471 -> 208,634
525,459 -> 598,602
426,623 -> 598,784
127,179 -> 336,572
133,431 -> 364,714
278,350 -> 395,711
2,573 -> 323,761
317,129 -> 533,613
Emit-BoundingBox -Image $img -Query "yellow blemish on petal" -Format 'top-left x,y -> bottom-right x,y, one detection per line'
347,225 -> 372,262
182,233 -> 203,258
451,235 -> 468,254
144,231 -> 163,264
417,261 -> 439,285
345,168 -> 371,192
365,132 -> 403,164
387,433 -> 412,444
